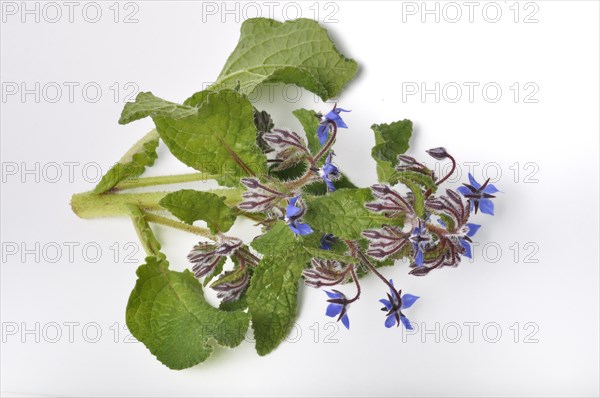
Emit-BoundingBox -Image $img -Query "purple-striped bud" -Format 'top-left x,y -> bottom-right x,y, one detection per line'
426,147 -> 449,160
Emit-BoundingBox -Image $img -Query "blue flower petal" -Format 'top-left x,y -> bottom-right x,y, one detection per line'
415,248 -> 424,266
400,316 -> 413,330
325,290 -> 342,299
335,108 -> 351,113
319,235 -> 333,250
322,162 -> 336,175
466,223 -> 481,237
324,178 -> 336,192
379,299 -> 392,310
293,222 -> 313,236
286,204 -> 301,218
320,241 -> 332,250
325,110 -> 349,128
457,186 -> 471,196
325,152 -> 333,165
401,294 -> 420,309
437,219 -> 447,228
288,222 -> 300,235
387,280 -> 399,304
289,196 -> 300,206
460,238 -> 472,258
341,313 -> 350,330
317,124 -> 329,146
334,117 -> 348,129
326,303 -> 342,318
324,110 -> 337,119
385,314 -> 396,328
468,173 -> 481,189
484,184 -> 500,194
479,198 -> 495,215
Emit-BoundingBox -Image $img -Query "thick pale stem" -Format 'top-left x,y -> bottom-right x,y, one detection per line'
70,188 -> 243,219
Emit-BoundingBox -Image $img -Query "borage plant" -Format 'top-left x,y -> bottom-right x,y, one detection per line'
71,18 -> 500,369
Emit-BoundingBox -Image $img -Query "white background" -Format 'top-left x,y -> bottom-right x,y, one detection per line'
1,1 -> 599,396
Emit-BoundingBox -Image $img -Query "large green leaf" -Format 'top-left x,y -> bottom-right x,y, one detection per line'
247,254 -> 307,356
126,256 -> 250,370
304,188 -> 403,240
159,190 -> 236,233
371,120 -> 412,184
93,130 -> 159,194
212,18 -> 358,101
120,90 -> 267,186
119,92 -> 197,124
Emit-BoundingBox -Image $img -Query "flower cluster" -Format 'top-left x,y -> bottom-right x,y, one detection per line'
188,235 -> 259,302
187,105 -> 500,332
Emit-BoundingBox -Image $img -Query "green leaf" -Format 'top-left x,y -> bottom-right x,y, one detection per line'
371,120 -> 412,184
247,254 -> 307,356
119,92 -> 197,124
203,257 -> 226,287
397,171 -> 437,218
251,221 -> 300,257
210,267 -> 248,288
212,18 -> 358,101
126,256 -> 250,369
159,190 -> 236,234
304,188 -> 403,240
254,109 -> 275,154
121,90 -> 267,186
293,108 -> 320,155
220,293 -> 248,312
93,130 -> 160,194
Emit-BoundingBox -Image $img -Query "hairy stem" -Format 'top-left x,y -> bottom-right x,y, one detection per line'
284,171 -> 318,192
127,204 -> 162,257
314,121 -> 337,163
144,212 -> 215,240
345,266 -> 362,304
115,172 -> 220,190
283,122 -> 338,192
356,249 -> 402,305
435,154 -> 457,186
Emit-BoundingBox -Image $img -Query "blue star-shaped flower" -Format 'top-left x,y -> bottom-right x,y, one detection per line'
409,222 -> 431,266
317,106 -> 351,146
457,173 -> 499,215
379,279 -> 419,329
439,220 -> 481,258
319,233 -> 336,250
285,196 -> 313,236
318,152 -> 340,192
325,290 -> 350,329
